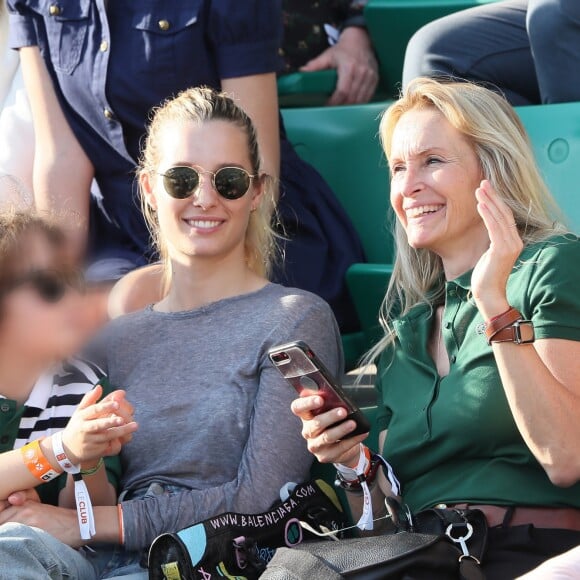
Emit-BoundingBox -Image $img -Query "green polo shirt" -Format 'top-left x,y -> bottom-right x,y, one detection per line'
376,234 -> 580,512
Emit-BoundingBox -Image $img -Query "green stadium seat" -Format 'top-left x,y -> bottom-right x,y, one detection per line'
282,103 -> 393,263
364,0 -> 500,98
517,102 -> 580,233
282,99 -> 580,366
282,103 -> 394,367
278,71 -> 337,108
346,263 -> 393,351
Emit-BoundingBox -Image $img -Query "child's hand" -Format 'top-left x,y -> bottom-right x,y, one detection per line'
100,390 -> 135,445
60,385 -> 138,464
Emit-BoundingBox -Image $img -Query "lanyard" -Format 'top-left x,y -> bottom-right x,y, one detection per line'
52,431 -> 96,540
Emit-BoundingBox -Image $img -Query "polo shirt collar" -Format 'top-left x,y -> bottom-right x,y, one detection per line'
447,268 -> 473,292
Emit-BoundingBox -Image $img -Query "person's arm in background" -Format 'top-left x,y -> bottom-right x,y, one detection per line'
211,0 -> 282,181
222,74 -> 280,181
19,46 -> 94,258
300,1 -> 378,105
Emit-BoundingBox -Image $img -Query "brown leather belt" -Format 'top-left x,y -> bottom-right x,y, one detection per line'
442,504 -> 580,531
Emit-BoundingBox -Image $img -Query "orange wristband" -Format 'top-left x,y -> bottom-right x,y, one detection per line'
117,504 -> 125,545
21,439 -> 60,482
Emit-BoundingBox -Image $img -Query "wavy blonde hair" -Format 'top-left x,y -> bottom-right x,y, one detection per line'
369,77 -> 567,360
138,87 -> 278,280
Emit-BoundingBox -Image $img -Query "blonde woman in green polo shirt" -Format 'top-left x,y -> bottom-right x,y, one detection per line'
293,78 -> 580,578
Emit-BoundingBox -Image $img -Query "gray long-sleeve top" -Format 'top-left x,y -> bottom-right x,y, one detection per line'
94,284 -> 342,551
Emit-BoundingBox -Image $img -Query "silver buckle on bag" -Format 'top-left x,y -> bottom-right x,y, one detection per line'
445,522 -> 481,565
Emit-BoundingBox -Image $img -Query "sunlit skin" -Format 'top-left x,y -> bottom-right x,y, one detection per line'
389,108 -> 490,280
141,120 -> 263,269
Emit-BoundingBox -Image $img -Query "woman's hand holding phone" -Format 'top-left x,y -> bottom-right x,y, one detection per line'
291,394 -> 368,468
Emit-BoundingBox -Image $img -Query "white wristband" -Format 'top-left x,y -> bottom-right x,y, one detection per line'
52,432 -> 96,541
334,444 -> 374,531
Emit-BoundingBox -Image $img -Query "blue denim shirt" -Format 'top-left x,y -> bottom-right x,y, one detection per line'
8,0 -> 282,263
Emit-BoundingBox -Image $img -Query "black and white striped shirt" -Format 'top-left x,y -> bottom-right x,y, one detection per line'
4,358 -> 106,450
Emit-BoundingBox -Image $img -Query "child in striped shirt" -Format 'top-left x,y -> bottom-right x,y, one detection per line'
0,211 -> 137,524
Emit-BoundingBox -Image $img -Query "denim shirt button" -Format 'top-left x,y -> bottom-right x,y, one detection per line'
99,40 -> 109,52
158,19 -> 171,31
48,4 -> 61,16
103,108 -> 115,120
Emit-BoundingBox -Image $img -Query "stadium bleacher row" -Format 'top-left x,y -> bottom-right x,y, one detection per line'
279,0 -> 502,105
279,0 -> 580,370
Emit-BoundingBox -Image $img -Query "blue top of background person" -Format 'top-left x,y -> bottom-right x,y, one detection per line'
8,0 -> 364,331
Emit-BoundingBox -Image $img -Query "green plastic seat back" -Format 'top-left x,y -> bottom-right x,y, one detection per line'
516,102 -> 580,233
282,103 -> 394,263
365,0 -> 500,97
278,71 -> 338,108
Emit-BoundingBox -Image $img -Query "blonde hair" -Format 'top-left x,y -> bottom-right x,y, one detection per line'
138,87 -> 278,280
369,77 -> 567,361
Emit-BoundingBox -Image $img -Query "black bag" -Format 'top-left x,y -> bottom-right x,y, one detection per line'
261,505 -> 488,580
148,479 -> 350,580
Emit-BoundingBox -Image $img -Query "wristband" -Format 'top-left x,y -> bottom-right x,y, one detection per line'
21,440 -> 60,483
117,504 -> 125,545
80,458 -> 104,477
485,307 -> 521,343
334,445 -> 374,531
52,432 -> 96,540
335,445 -> 402,532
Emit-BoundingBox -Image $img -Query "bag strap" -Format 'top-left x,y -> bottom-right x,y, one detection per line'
459,557 -> 486,580
266,547 -> 343,580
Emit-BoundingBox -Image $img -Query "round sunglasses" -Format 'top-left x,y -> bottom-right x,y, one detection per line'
2,270 -> 85,303
158,166 -> 258,201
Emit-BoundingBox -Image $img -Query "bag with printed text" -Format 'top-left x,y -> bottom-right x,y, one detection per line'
148,479 -> 349,580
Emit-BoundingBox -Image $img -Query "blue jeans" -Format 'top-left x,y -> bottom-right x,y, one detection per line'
0,482 -> 185,579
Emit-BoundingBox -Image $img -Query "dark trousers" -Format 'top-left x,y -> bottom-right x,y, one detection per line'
482,525 -> 580,578
403,0 -> 580,105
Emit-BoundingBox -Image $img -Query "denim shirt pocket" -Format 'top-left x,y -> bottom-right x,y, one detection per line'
33,0 -> 91,75
131,0 -> 202,79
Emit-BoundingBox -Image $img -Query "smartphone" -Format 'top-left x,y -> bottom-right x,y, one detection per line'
268,341 -> 370,438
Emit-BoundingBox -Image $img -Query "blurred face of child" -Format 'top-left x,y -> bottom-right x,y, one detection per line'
0,231 -> 86,362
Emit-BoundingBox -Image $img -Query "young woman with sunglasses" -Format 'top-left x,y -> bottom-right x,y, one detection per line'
0,211 -> 137,538
0,88 -> 342,578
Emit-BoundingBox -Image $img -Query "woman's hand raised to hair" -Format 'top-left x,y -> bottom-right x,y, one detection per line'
471,180 -> 524,321
291,395 -> 368,467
